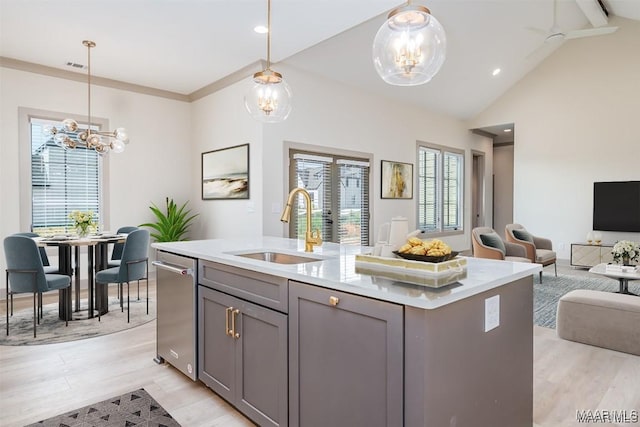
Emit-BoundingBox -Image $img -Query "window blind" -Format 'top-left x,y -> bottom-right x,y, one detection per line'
443,152 -> 463,230
418,147 -> 438,231
417,145 -> 464,233
291,154 -> 333,243
31,119 -> 101,234
338,161 -> 370,245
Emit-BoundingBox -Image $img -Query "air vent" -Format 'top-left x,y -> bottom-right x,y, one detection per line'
65,61 -> 86,69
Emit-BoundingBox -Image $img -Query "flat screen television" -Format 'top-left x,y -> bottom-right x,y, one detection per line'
593,181 -> 640,232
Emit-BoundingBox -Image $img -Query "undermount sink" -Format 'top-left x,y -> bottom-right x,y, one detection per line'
235,251 -> 322,265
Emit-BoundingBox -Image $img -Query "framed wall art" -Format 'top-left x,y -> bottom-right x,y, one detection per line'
381,160 -> 413,199
202,143 -> 250,200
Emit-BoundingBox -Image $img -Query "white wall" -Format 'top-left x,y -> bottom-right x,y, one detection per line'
189,82 -> 263,239
470,17 -> 640,259
0,67 -> 192,290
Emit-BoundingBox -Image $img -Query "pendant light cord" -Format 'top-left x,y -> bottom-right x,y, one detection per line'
266,0 -> 272,70
87,42 -> 92,134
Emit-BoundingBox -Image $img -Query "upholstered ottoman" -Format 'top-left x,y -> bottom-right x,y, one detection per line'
556,289 -> 640,356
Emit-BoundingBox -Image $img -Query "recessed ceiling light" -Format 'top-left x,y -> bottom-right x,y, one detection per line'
492,68 -> 501,76
254,25 -> 268,34
504,128 -> 512,133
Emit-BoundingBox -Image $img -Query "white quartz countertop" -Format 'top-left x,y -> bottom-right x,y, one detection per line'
152,237 -> 541,310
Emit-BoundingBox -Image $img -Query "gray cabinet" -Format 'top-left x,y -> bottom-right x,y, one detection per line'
288,280 -> 404,427
199,285 -> 288,427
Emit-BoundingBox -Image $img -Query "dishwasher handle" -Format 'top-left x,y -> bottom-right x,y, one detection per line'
152,260 -> 194,277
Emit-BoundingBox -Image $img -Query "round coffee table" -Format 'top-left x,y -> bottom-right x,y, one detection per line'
589,263 -> 640,295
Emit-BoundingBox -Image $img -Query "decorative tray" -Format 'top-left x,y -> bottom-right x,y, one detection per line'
392,251 -> 459,263
355,253 -> 467,288
355,264 -> 466,289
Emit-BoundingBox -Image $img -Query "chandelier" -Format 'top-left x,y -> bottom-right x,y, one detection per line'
372,1 -> 446,86
45,40 -> 129,154
244,0 -> 292,123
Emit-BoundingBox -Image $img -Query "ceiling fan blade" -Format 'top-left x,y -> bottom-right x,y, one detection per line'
564,26 -> 618,39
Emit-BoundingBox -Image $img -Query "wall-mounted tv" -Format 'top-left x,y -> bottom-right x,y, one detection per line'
593,181 -> 640,232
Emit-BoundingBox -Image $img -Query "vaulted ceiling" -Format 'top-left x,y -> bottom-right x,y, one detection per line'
2,0 -> 639,120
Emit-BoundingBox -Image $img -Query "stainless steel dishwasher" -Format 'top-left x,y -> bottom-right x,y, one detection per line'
152,251 -> 197,380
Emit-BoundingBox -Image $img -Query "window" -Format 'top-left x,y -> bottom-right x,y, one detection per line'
417,143 -> 464,234
289,149 -> 371,246
30,118 -> 102,234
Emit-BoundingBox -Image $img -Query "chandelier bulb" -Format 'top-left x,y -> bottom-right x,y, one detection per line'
62,118 -> 79,132
42,125 -> 56,136
111,140 -> 126,154
64,137 -> 77,150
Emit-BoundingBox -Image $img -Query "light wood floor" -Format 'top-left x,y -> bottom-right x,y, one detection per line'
1,272 -> 639,426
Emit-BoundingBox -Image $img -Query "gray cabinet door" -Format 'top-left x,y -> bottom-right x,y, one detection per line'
289,281 -> 404,427
198,286 -> 236,403
198,285 -> 288,427
235,297 -> 288,427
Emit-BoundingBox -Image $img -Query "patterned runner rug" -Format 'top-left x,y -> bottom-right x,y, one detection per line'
24,389 -> 180,427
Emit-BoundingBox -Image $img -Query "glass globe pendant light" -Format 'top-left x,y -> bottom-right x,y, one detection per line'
44,40 -> 130,154
372,1 -> 446,86
244,0 -> 292,123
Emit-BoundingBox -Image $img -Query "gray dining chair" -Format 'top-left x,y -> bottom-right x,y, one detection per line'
4,235 -> 71,337
108,226 -> 139,268
12,232 -> 59,274
95,229 -> 150,323
108,226 -> 140,302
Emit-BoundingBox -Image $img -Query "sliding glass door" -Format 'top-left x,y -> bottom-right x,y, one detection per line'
288,149 -> 370,246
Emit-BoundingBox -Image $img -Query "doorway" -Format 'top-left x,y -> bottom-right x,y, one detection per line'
471,150 -> 486,231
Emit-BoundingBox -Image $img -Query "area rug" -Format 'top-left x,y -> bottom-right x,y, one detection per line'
24,388 -> 180,427
533,272 -> 631,329
0,296 -> 156,345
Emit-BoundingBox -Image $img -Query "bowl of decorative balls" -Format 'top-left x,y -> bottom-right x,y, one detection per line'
393,237 -> 458,263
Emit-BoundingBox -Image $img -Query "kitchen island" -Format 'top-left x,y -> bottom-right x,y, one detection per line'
153,237 -> 540,427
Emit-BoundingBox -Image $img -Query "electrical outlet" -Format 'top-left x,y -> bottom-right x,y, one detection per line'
484,295 -> 500,332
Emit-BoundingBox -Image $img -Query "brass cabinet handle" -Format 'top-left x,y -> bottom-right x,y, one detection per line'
329,296 -> 340,306
225,307 -> 232,336
232,309 -> 240,339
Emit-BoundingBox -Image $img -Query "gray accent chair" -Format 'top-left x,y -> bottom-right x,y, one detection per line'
505,223 -> 557,283
4,235 -> 71,337
12,232 -> 59,274
471,227 -> 531,263
96,229 -> 150,323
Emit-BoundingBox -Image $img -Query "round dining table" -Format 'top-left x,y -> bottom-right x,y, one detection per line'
36,234 -> 126,320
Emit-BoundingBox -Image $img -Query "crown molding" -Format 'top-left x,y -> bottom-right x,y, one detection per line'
1,56 -> 190,102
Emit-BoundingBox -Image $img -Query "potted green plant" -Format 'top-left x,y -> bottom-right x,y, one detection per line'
140,197 -> 198,242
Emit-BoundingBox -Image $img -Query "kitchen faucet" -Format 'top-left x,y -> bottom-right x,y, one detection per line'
280,187 -> 323,252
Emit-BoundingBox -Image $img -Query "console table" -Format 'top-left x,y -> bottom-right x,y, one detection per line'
570,243 -> 614,268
